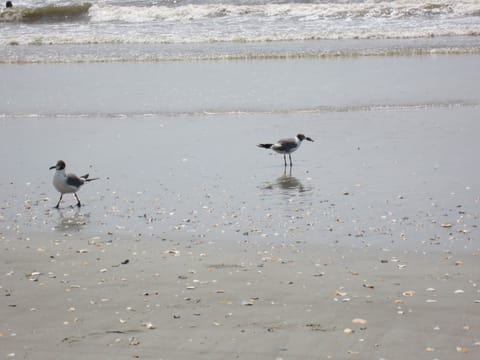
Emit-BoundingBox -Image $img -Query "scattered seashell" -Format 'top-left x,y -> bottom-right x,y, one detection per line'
454,289 -> 465,294
129,337 -> 140,346
165,249 -> 180,256
344,328 -> 354,334
456,347 -> 469,353
143,322 -> 156,329
402,291 -> 415,297
77,249 -> 88,254
425,347 -> 435,352
441,223 -> 452,228
352,318 -> 368,325
241,300 -> 254,306
455,260 -> 464,266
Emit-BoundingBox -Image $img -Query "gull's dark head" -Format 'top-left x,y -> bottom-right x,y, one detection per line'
49,160 -> 66,170
297,134 -> 314,142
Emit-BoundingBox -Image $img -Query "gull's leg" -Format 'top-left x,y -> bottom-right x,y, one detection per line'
74,193 -> 82,207
55,194 -> 63,209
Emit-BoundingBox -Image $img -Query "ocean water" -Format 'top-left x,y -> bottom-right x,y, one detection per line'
1,0 -> 480,63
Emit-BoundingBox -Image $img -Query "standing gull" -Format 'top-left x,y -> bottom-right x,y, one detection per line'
49,160 -> 98,208
257,134 -> 313,167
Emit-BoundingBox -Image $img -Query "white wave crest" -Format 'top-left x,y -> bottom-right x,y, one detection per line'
1,0 -> 479,47
88,1 -> 480,23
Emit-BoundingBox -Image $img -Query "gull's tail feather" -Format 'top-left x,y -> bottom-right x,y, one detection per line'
257,143 -> 273,149
80,174 -> 99,182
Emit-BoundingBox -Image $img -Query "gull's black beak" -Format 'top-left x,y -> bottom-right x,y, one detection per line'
49,165 -> 56,170
306,137 -> 314,142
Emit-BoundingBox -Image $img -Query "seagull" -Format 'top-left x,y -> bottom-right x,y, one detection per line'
257,134 -> 314,167
49,160 -> 98,208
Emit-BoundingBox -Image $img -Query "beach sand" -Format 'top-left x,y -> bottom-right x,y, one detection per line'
1,232 -> 479,360
1,55 -> 480,359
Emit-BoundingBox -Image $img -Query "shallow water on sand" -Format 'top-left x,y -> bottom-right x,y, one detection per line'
1,55 -> 479,252
1,55 -> 480,116
1,104 -> 479,253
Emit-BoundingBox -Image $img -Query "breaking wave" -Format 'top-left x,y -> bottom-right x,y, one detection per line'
1,0 -> 479,44
0,3 -> 91,23
87,1 -> 480,24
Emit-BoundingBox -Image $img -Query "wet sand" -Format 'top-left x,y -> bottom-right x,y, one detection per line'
1,56 -> 480,359
1,108 -> 479,359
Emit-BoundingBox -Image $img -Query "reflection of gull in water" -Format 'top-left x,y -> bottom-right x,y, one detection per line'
55,209 -> 89,232
263,168 -> 312,194
276,173 -> 305,192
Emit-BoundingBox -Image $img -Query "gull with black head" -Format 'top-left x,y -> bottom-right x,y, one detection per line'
49,160 -> 98,208
257,133 -> 314,167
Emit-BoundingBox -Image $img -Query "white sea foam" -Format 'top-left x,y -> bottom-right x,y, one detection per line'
0,0 -> 479,60
87,1 -> 480,23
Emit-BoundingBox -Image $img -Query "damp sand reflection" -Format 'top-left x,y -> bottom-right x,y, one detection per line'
55,209 -> 90,233
262,168 -> 313,197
